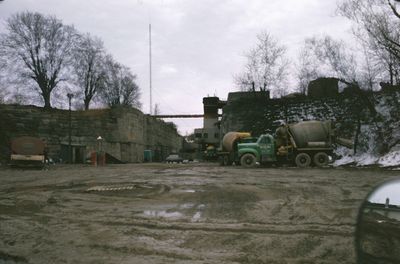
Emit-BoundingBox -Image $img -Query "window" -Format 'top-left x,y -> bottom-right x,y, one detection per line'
203,133 -> 208,139
259,136 -> 271,144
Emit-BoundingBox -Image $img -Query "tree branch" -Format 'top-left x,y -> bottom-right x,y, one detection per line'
388,0 -> 400,19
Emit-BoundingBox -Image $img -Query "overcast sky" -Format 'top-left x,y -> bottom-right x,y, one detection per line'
0,0 -> 354,134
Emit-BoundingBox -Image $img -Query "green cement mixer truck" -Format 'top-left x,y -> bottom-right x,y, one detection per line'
219,120 -> 352,168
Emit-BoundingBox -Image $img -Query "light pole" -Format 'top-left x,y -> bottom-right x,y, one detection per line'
97,136 -> 103,153
67,93 -> 73,164
97,136 -> 104,166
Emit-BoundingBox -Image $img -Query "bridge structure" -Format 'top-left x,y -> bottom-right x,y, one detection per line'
150,97 -> 226,155
151,114 -> 222,118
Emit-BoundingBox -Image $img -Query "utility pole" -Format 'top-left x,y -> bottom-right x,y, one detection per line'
149,23 -> 153,115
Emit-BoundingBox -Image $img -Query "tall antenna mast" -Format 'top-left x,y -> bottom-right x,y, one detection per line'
149,23 -> 153,115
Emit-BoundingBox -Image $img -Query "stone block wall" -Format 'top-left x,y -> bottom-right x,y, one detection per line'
221,90 -> 398,141
0,105 -> 182,163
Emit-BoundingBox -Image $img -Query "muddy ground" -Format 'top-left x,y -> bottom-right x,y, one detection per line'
0,163 -> 399,264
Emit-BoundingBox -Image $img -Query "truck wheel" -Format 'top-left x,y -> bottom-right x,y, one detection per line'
313,152 -> 329,167
295,153 -> 311,168
240,153 -> 256,168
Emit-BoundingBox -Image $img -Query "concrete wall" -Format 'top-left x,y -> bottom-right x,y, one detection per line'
0,104 -> 182,163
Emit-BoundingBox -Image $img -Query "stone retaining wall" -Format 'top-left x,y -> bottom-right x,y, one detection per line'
0,105 -> 182,163
221,90 -> 400,148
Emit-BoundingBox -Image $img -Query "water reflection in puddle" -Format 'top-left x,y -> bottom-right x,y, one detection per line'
141,203 -> 206,221
174,189 -> 198,193
143,210 -> 183,218
182,189 -> 196,193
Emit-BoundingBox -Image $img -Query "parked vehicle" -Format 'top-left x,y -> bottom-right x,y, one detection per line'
204,145 -> 218,161
10,136 -> 46,167
166,154 -> 183,163
217,132 -> 256,166
219,120 -> 351,168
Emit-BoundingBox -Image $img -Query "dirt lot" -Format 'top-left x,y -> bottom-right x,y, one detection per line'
0,163 -> 399,264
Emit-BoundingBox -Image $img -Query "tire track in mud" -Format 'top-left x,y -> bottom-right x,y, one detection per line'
53,216 -> 355,237
128,223 -> 354,237
88,243 -> 196,261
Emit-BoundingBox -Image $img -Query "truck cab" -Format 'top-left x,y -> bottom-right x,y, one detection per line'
237,134 -> 276,166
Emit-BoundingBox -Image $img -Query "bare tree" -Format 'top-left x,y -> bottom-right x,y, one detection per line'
73,34 -> 105,110
358,43 -> 381,90
100,55 -> 141,108
0,12 -> 77,108
338,0 -> 400,85
366,34 -> 400,85
235,31 -> 290,97
0,89 -> 5,104
296,44 -> 319,94
297,36 -> 358,86
357,26 -> 400,86
120,71 -> 141,107
0,70 -> 6,103
153,103 -> 161,115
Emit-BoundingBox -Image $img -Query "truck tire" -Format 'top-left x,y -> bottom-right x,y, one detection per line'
295,153 -> 311,168
313,152 -> 329,167
240,153 -> 256,168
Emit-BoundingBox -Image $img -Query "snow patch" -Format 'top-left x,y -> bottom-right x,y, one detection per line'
355,154 -> 379,166
334,146 -> 400,168
333,146 -> 354,166
378,150 -> 400,167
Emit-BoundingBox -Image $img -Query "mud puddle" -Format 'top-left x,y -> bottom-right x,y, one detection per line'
138,203 -> 206,222
135,185 -> 259,222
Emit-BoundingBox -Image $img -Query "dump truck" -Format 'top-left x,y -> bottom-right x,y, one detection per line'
219,120 -> 351,168
10,136 -> 46,167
